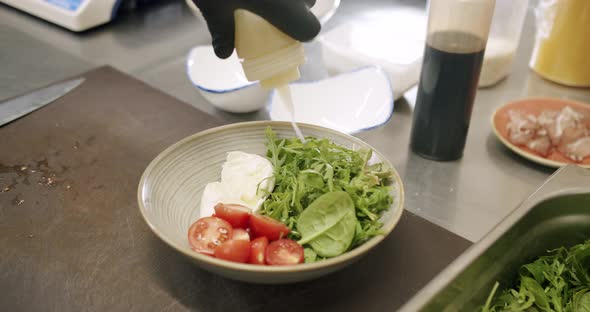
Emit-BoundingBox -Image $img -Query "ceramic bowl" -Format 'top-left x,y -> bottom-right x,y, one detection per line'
310,0 -> 341,25
186,46 -> 268,113
268,66 -> 393,134
138,121 -> 404,284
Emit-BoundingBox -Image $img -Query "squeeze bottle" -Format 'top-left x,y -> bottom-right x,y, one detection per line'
233,9 -> 306,89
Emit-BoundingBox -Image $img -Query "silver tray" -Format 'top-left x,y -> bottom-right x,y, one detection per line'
400,164 -> 590,311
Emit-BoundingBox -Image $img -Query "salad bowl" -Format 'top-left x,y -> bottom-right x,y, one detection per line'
138,121 -> 404,284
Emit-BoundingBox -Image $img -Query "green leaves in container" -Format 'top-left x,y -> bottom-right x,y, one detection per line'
520,276 -> 550,310
481,240 -> 590,312
297,191 -> 357,258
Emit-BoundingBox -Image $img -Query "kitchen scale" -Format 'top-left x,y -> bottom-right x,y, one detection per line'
0,0 -> 141,32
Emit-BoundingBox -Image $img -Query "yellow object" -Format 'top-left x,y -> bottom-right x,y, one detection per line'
234,9 -> 306,89
530,0 -> 590,87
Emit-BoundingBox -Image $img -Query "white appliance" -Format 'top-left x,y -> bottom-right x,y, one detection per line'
1,0 -> 122,32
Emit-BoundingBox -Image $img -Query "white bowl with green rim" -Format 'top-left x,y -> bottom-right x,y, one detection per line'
137,121 -> 404,284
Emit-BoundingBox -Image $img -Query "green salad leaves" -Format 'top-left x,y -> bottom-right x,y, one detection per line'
259,127 -> 394,261
297,191 -> 357,257
482,240 -> 590,312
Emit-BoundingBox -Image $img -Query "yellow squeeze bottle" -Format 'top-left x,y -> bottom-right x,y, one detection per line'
234,9 -> 306,141
530,0 -> 590,87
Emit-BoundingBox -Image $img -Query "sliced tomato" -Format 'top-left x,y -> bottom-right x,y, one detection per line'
214,240 -> 251,263
232,228 -> 250,241
214,203 -> 252,228
265,239 -> 304,265
249,214 -> 290,241
249,236 -> 269,265
188,217 -> 233,255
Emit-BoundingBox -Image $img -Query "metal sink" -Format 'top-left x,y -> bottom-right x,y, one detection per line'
400,165 -> 590,311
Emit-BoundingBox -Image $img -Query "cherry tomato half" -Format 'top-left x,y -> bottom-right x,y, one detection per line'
188,217 -> 233,255
249,236 -> 269,265
214,203 -> 252,228
214,240 -> 251,263
265,239 -> 304,265
249,214 -> 290,241
232,228 -> 250,241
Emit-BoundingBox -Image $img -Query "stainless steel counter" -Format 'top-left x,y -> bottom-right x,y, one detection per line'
1,0 -> 589,243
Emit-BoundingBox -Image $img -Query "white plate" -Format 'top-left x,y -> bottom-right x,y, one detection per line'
186,45 -> 269,113
268,66 -> 394,134
318,10 -> 427,100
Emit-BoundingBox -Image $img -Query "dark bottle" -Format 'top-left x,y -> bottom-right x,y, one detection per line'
409,0 -> 495,161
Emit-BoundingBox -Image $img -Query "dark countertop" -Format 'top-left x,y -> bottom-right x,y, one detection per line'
0,66 -> 471,311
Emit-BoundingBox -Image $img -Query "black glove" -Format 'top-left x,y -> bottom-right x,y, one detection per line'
192,0 -> 321,59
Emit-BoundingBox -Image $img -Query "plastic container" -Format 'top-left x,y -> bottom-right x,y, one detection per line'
233,9 -> 307,140
410,0 -> 495,161
530,0 -> 590,87
478,0 -> 529,88
234,9 -> 305,89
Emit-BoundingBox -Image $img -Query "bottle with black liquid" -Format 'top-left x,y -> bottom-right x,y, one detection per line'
410,0 -> 495,161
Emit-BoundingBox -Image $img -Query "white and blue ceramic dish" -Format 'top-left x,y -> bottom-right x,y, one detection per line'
268,66 -> 394,134
318,11 -> 426,100
186,45 -> 269,113
310,0 -> 341,25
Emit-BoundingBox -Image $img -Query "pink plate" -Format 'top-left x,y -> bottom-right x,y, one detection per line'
491,97 -> 590,168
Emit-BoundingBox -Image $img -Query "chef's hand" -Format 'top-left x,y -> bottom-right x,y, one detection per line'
191,0 -> 321,59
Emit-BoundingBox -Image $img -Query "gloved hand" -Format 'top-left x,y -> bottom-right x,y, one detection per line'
191,0 -> 321,59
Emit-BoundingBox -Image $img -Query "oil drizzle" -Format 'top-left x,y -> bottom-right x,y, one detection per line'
277,85 -> 305,143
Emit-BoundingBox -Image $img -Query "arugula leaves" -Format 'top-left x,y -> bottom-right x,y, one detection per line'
482,240 -> 590,312
260,127 -> 394,260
